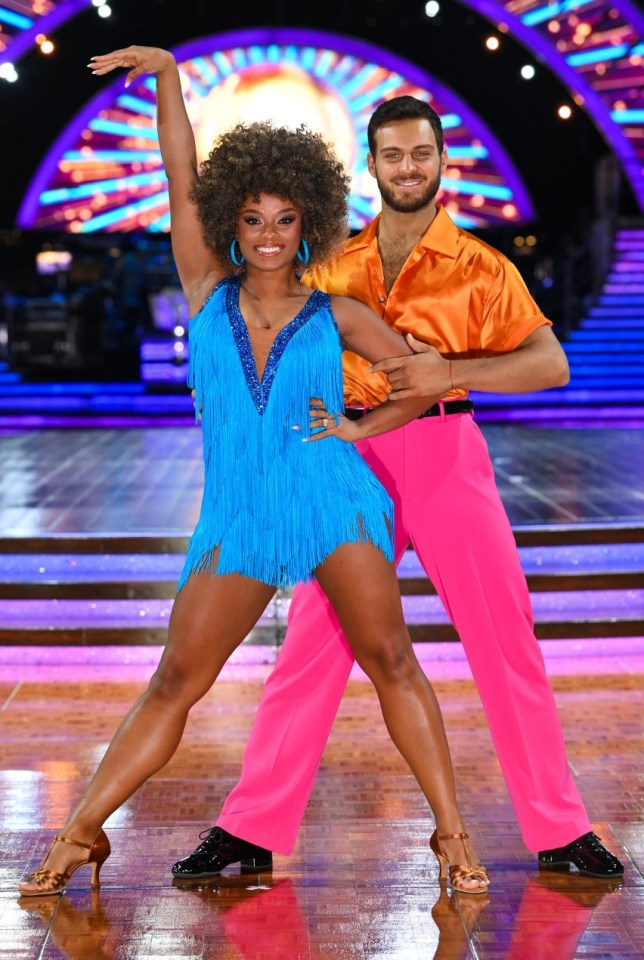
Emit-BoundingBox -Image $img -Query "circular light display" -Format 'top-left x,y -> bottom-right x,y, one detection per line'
18,28 -> 535,232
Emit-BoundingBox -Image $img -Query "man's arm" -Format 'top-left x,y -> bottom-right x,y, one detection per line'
372,325 -> 569,401
305,296 -> 442,443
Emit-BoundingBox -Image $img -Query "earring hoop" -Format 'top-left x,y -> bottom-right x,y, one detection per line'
230,239 -> 245,266
296,238 -> 310,265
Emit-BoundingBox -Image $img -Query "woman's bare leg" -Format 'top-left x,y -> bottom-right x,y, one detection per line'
315,541 -> 486,891
20,566 -> 275,887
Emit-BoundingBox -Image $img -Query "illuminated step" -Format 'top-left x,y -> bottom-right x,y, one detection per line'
141,362 -> 191,383
568,329 -> 644,340
140,342 -> 188,362
474,406 -> 644,425
565,365 -> 644,374
598,295 -> 644,306
0,382 -> 144,396
564,342 -> 644,353
0,590 -> 642,642
582,318 -> 644,328
2,544 -> 642,598
557,378 -> 644,388
471,388 -> 644,404
0,394 -> 193,411
605,285 -> 644,294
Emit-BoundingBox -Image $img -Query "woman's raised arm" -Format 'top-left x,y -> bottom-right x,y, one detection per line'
89,46 -> 226,312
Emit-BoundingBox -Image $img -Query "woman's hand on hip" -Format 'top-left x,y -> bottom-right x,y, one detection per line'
293,398 -> 361,443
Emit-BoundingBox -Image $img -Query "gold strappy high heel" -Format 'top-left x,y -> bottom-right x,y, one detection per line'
18,830 -> 111,897
430,830 -> 490,895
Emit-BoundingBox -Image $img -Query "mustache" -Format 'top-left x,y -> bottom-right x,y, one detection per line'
392,175 -> 427,183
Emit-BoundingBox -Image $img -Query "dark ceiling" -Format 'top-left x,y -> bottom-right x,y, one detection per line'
0,0 -> 633,239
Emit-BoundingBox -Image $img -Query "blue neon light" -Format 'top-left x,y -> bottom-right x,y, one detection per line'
79,193 -> 168,232
192,56 -> 218,85
299,47 -> 317,71
341,64 -> 377,100
89,119 -> 159,139
446,145 -> 489,159
352,76 -> 405,113
451,213 -> 479,228
40,172 -> 165,205
521,0 -> 596,27
213,51 -> 233,76
0,7 -> 32,29
116,95 -> 157,117
566,44 -> 629,68
63,150 -> 162,162
314,49 -> 335,77
441,177 -> 512,200
611,110 -> 644,123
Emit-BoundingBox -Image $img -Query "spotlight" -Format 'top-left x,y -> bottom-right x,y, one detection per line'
485,36 -> 500,51
0,62 -> 18,82
91,0 -> 107,5
40,39 -> 55,55
173,325 -> 186,337
557,104 -> 573,120
520,64 -> 535,80
97,4 -> 112,17
425,1 -> 440,17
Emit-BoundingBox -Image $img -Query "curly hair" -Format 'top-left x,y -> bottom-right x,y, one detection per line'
191,122 -> 351,269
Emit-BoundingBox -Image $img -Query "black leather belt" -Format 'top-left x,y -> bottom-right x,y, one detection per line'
344,399 -> 474,421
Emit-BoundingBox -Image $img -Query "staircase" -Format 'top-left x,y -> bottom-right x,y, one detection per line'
0,526 -> 642,644
473,226 -> 644,424
0,360 -> 21,387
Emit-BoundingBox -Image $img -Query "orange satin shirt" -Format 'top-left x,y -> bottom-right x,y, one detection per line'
306,205 -> 551,407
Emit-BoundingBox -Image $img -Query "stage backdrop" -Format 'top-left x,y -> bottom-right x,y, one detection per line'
18,28 -> 534,232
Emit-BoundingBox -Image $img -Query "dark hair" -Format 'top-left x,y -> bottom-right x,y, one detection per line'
191,121 -> 350,268
367,96 -> 444,156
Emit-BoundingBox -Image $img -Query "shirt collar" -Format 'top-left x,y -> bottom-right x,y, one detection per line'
345,204 -> 458,260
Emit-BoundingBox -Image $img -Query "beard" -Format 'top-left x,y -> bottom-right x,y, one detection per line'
376,169 -> 442,214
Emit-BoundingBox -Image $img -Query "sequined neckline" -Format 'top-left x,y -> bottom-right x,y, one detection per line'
225,275 -> 326,415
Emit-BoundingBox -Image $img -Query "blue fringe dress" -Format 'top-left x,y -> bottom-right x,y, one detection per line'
178,275 -> 393,590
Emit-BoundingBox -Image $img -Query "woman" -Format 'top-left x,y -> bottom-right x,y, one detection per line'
18,46 -> 489,897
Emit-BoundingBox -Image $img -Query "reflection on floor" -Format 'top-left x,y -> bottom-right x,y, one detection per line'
1,642 -> 642,959
1,422 -> 642,956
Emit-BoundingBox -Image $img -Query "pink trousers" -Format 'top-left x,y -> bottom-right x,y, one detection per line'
218,411 -> 591,853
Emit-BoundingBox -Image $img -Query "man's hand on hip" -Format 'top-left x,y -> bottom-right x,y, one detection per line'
371,334 -> 451,401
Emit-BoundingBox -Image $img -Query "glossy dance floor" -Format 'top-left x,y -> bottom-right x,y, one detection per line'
1,644 -> 643,959
0,424 -> 643,957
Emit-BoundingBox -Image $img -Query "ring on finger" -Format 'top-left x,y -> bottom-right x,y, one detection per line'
323,418 -> 328,428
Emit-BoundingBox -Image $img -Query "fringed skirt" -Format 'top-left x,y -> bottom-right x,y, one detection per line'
177,276 -> 394,591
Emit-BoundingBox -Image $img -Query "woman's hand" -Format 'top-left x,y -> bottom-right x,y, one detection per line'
88,46 -> 175,87
300,398 -> 361,443
191,389 -> 203,422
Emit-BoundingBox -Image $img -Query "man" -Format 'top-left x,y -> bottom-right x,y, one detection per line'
173,97 -> 623,880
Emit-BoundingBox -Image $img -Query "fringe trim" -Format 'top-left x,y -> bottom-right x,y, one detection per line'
178,279 -> 393,591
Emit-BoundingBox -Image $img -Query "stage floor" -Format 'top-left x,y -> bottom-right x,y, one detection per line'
0,644 -> 642,959
1,423 -> 643,958
1,423 -> 644,535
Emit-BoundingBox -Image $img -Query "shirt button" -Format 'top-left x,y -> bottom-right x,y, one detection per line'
379,296 -> 386,303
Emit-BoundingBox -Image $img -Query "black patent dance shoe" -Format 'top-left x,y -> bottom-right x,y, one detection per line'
171,826 -> 273,878
538,832 -> 624,878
